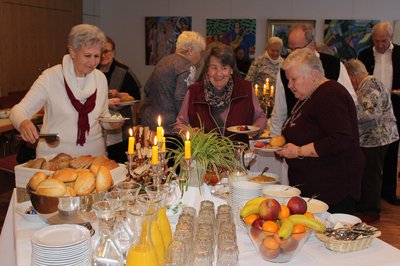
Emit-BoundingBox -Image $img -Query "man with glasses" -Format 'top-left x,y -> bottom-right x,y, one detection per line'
270,23 -> 357,136
358,21 -> 400,205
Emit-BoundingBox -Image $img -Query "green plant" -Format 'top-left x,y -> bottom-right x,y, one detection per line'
166,125 -> 240,193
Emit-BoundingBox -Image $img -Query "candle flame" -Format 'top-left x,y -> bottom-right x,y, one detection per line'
186,131 -> 190,140
266,78 -> 269,83
129,128 -> 133,137
158,115 -> 161,126
154,136 -> 157,145
255,84 -> 258,89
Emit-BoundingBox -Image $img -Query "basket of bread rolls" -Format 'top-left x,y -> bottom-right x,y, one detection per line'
26,164 -> 114,225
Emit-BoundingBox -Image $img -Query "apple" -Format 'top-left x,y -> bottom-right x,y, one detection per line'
251,218 -> 267,242
258,199 -> 281,221
259,243 -> 281,260
280,236 -> 299,253
287,196 -> 307,215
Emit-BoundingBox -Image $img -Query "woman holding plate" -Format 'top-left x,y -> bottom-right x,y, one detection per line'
10,24 -> 122,158
175,43 -> 266,142
275,48 -> 364,214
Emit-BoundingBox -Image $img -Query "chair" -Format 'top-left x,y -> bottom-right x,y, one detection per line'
0,154 -> 17,174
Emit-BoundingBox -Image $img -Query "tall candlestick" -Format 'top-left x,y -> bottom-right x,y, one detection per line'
152,136 -> 159,164
184,131 -> 191,159
270,85 -> 274,97
156,115 -> 163,143
128,128 -> 135,154
161,137 -> 166,152
254,84 -> 258,96
263,84 -> 267,95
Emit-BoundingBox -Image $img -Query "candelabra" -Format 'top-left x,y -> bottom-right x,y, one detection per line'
179,158 -> 193,197
126,152 -> 134,182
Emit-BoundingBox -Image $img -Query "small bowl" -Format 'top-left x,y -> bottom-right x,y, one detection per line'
244,218 -> 311,263
326,213 -> 361,226
302,197 -> 329,218
248,172 -> 280,184
16,201 -> 43,223
262,185 -> 301,205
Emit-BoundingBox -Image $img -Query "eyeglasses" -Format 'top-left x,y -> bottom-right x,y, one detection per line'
287,40 -> 313,54
101,49 -> 114,54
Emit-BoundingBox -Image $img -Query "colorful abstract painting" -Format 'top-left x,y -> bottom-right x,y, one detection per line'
145,16 -> 192,65
324,20 -> 379,61
206,19 -> 256,59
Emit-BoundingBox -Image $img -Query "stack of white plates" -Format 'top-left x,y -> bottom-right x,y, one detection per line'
31,224 -> 91,266
230,180 -> 263,221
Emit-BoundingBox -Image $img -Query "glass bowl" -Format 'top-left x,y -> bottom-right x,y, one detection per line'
242,218 -> 310,263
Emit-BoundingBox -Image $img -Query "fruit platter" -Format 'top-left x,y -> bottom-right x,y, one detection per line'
239,196 -> 326,262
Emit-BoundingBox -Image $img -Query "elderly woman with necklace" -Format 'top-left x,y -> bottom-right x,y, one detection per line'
276,48 -> 364,214
175,43 -> 266,141
11,24 -> 121,157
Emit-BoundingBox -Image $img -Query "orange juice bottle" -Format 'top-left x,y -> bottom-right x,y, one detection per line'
126,243 -> 159,266
151,220 -> 165,265
157,206 -> 172,252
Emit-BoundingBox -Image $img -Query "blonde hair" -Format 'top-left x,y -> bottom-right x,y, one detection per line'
266,36 -> 283,50
68,24 -> 106,51
281,48 -> 325,78
176,31 -> 206,54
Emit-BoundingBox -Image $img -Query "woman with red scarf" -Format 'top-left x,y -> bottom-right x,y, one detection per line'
10,24 -> 122,157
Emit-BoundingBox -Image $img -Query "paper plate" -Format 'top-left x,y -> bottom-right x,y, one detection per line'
227,125 -> 260,134
98,117 -> 130,123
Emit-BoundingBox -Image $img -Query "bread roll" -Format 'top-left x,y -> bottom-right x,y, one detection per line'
25,158 -> 46,169
91,156 -> 119,171
270,135 -> 286,148
74,171 -> 96,196
95,166 -> 113,192
63,186 -> 77,196
36,178 -> 67,197
52,168 -> 78,183
28,172 -> 48,190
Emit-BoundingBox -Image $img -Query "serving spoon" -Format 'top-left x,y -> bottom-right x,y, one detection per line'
38,133 -> 59,144
259,166 -> 269,176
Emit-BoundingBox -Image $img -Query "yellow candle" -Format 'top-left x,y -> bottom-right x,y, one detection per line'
270,85 -> 274,97
161,137 -> 166,152
184,131 -> 191,159
128,128 -> 135,154
156,115 -> 163,143
266,78 -> 270,89
263,84 -> 267,95
152,136 -> 159,164
254,84 -> 258,96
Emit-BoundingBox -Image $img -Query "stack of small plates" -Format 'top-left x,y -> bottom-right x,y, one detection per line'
31,224 -> 91,266
230,180 -> 263,221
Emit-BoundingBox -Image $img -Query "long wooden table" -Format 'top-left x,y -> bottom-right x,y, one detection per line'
0,110 -> 43,133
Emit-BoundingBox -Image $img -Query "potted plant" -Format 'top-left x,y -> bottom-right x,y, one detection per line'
166,125 -> 241,194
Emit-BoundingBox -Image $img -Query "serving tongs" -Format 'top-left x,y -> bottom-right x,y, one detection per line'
38,133 -> 59,144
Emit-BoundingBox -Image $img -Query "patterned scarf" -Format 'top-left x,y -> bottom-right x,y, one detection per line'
204,75 -> 234,108
64,78 -> 97,146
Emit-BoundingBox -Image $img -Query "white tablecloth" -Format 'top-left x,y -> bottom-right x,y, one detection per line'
1,187 -> 400,266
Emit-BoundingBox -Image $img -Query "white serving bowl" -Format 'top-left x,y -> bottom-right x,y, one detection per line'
247,171 -> 280,184
326,213 -> 362,226
302,197 -> 329,218
262,184 -> 301,204
16,201 -> 44,223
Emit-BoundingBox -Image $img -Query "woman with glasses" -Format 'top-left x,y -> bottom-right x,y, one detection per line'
98,36 -> 142,163
276,48 -> 363,214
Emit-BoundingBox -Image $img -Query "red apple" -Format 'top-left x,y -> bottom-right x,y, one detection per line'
287,196 -> 307,215
280,236 -> 299,253
251,218 -> 267,242
258,199 -> 281,221
259,243 -> 281,259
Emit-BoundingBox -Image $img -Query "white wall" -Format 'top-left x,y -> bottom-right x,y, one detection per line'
82,0 -> 400,86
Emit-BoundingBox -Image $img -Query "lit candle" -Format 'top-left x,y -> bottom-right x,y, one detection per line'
184,131 -> 191,159
270,85 -> 274,97
263,84 -> 267,95
161,128 -> 166,152
266,78 -> 270,89
128,128 -> 135,154
254,84 -> 258,96
156,115 -> 163,144
152,136 -> 159,164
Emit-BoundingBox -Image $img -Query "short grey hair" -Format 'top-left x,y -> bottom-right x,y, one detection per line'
372,21 -> 393,37
68,24 -> 106,51
266,36 -> 283,50
176,31 -> 206,54
281,48 -> 324,77
344,59 -> 368,77
289,23 -> 315,43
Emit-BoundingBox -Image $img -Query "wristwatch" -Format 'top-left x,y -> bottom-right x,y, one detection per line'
297,146 -> 304,159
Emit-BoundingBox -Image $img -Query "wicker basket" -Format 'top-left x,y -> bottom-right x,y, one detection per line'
316,228 -> 381,253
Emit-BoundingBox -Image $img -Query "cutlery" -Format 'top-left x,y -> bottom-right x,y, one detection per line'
307,193 -> 320,202
259,166 -> 269,176
284,183 -> 304,191
38,133 -> 59,144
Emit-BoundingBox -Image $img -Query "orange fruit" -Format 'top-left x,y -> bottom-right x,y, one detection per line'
244,214 -> 259,225
262,236 -> 280,249
273,232 -> 288,245
292,224 -> 307,240
262,220 -> 278,233
279,205 -> 290,219
304,212 -> 314,218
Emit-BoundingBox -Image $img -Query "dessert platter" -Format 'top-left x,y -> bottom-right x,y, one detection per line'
227,125 -> 260,134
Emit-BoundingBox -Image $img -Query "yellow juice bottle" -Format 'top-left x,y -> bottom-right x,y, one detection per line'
126,243 -> 159,266
157,206 -> 172,251
151,220 -> 166,265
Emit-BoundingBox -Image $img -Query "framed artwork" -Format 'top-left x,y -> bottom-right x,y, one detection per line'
145,16 -> 192,65
324,19 -> 379,61
393,20 -> 400,45
267,19 -> 316,57
206,19 -> 256,59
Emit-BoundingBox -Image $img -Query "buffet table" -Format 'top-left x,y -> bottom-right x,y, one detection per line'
1,184 -> 400,266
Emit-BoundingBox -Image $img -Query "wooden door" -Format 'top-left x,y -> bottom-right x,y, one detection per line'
0,0 -> 82,96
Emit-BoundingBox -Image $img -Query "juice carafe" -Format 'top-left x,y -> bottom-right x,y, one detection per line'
126,194 -> 160,266
145,184 -> 172,252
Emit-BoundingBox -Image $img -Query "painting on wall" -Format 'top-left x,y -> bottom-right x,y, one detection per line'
145,16 -> 192,65
206,19 -> 256,59
393,20 -> 400,45
324,19 -> 379,61
267,19 -> 316,57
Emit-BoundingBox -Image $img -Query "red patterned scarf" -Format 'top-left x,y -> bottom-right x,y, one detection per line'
64,78 -> 97,146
